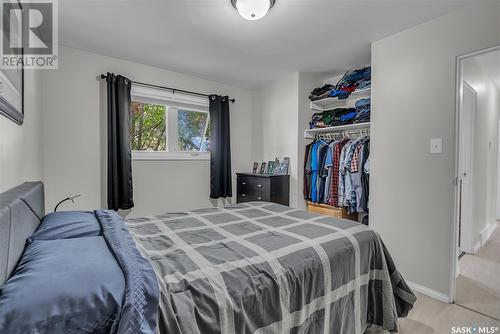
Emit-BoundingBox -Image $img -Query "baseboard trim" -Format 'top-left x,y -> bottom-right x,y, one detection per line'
480,223 -> 497,247
407,281 -> 451,304
473,241 -> 481,254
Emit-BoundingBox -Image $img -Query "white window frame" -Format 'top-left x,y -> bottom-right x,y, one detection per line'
130,85 -> 210,161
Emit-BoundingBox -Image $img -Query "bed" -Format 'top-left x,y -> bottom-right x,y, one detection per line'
0,182 -> 416,334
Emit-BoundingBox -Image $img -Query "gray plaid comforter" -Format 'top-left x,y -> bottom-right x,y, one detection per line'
126,202 -> 416,334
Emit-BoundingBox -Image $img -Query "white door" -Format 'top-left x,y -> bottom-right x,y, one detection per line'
497,120 -> 500,220
458,81 -> 477,254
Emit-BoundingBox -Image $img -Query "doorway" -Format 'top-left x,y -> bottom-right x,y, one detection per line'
453,45 -> 500,321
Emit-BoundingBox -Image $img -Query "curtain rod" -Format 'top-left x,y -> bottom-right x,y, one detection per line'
99,74 -> 235,103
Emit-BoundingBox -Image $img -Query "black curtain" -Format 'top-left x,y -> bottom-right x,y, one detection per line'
105,72 -> 134,210
209,95 -> 232,199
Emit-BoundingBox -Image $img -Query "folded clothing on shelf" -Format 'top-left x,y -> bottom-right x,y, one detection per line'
310,108 -> 357,128
354,98 -> 370,123
336,108 -> 357,125
356,78 -> 371,90
336,67 -> 371,89
310,113 -> 326,129
309,84 -> 334,101
308,66 -> 371,101
309,98 -> 370,129
328,85 -> 357,100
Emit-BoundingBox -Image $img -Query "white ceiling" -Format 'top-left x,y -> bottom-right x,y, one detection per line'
59,0 -> 465,88
474,49 -> 500,91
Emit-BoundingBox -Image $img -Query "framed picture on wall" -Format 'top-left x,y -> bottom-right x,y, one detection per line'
0,0 -> 24,125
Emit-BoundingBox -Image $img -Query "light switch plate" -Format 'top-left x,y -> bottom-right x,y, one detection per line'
430,138 -> 442,154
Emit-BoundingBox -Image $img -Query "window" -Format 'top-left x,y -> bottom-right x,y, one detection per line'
177,109 -> 210,152
130,102 -> 167,151
130,85 -> 210,160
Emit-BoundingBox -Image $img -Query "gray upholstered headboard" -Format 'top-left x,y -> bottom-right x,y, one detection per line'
0,182 -> 44,286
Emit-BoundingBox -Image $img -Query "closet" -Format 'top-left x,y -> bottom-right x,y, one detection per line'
304,67 -> 371,224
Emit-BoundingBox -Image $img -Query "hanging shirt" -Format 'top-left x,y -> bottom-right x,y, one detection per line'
327,138 -> 350,207
316,142 -> 330,203
364,156 -> 370,174
303,143 -> 313,199
350,142 -> 362,173
360,140 -> 370,212
338,140 -> 353,207
351,137 -> 369,173
351,143 -> 364,213
344,141 -> 358,212
323,141 -> 336,203
310,142 -> 322,203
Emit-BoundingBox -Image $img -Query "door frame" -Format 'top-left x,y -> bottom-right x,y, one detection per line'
450,44 -> 500,303
458,80 -> 477,254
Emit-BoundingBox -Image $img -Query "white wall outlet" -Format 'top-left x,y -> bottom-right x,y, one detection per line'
430,138 -> 443,154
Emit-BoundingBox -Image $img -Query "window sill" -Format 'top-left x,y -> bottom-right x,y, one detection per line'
132,151 -> 210,161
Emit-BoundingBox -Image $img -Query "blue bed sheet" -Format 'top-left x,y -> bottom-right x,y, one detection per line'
0,210 -> 159,334
29,211 -> 102,241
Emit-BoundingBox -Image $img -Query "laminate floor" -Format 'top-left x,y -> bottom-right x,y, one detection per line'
456,222 -> 500,320
367,223 -> 500,333
366,292 -> 500,333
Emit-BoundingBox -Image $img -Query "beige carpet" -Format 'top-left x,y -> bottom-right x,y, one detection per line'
456,222 -> 500,320
366,292 -> 500,333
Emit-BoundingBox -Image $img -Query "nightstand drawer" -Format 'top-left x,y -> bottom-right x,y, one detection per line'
239,177 -> 270,192
237,192 -> 270,202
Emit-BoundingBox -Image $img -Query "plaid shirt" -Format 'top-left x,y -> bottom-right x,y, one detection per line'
328,138 -> 350,206
351,137 -> 370,173
350,142 -> 363,173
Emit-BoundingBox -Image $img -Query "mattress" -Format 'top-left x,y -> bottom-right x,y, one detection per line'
126,201 -> 416,334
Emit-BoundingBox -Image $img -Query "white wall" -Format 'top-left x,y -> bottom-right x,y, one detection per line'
42,46 -> 254,216
0,70 -> 43,194
252,72 -> 321,210
462,57 -> 500,248
297,73 -> 321,209
253,73 -> 300,207
371,2 -> 500,298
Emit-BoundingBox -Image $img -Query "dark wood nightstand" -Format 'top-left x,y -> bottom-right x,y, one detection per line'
236,173 -> 290,206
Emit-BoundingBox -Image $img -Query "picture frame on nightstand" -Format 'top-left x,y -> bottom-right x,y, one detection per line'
252,162 -> 259,173
259,162 -> 267,174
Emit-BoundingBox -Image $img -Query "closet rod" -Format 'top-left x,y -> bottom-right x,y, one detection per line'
99,74 -> 236,103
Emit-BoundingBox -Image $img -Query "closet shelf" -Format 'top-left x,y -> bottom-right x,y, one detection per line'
304,122 -> 370,139
310,88 -> 371,111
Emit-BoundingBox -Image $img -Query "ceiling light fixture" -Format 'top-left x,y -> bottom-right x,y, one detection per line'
231,0 -> 276,21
